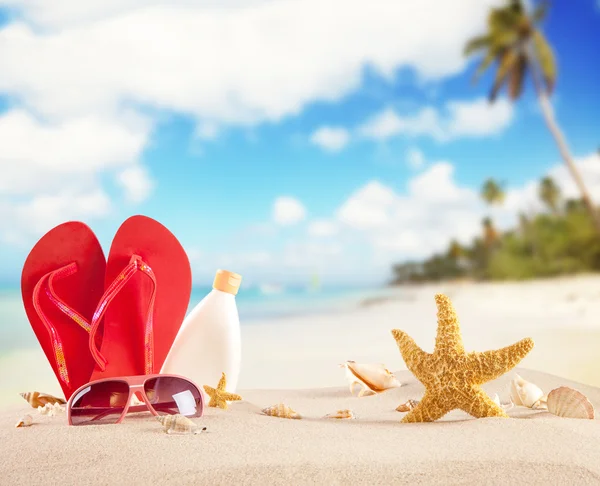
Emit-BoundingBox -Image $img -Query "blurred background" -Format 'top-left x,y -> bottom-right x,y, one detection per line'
1,0 -> 599,395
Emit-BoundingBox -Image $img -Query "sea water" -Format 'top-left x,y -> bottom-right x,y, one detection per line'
0,283 -> 393,356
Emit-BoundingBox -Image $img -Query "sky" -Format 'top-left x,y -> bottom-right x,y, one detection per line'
0,0 -> 599,288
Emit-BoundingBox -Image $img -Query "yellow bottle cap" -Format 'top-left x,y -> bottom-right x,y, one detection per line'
213,269 -> 242,295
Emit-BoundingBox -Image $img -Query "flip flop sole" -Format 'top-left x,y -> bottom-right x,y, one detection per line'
91,215 -> 192,379
21,222 -> 106,399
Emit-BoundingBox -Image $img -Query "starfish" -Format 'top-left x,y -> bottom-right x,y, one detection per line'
203,372 -> 242,410
392,293 -> 534,423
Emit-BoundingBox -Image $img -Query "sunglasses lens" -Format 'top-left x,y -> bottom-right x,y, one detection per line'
144,376 -> 203,417
70,381 -> 129,426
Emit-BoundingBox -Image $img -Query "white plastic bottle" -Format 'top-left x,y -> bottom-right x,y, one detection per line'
161,269 -> 242,394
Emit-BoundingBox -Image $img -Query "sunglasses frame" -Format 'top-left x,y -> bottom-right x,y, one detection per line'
66,373 -> 204,426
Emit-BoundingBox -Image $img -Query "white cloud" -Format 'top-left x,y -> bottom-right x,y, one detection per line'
116,165 -> 154,203
195,121 -> 219,141
448,98 -> 514,138
272,196 -> 306,226
337,181 -> 397,229
358,98 -> 514,142
0,108 -> 152,242
308,219 -> 338,237
334,153 -> 600,262
310,126 -> 350,152
0,0 -> 498,124
406,147 -> 425,169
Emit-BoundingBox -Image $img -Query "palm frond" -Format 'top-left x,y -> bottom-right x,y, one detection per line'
489,5 -> 522,32
489,50 -> 518,101
532,30 -> 556,93
464,35 -> 492,55
532,1 -> 549,24
508,54 -> 527,100
473,50 -> 497,81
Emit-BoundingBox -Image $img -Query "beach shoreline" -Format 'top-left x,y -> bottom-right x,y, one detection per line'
3,274 -> 600,405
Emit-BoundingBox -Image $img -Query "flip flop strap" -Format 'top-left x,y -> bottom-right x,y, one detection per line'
32,262 -> 92,387
88,255 -> 157,374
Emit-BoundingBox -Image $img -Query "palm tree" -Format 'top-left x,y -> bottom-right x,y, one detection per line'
481,178 -> 505,206
482,217 -> 499,248
464,0 -> 600,233
538,176 -> 561,214
448,239 -> 464,260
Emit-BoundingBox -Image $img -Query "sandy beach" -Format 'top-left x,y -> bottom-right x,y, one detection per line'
3,368 -> 600,485
3,275 -> 600,484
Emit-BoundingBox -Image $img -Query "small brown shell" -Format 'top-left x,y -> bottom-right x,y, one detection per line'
20,392 -> 65,409
323,409 -> 355,419
156,414 -> 206,434
262,403 -> 302,419
396,399 -> 419,412
547,387 -> 595,419
15,415 -> 33,428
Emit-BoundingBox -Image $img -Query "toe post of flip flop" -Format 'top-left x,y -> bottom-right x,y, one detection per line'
22,216 -> 192,400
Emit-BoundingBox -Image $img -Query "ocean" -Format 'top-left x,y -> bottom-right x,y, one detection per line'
0,284 -> 396,354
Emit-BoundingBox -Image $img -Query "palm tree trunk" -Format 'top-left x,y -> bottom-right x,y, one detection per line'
528,54 -> 600,233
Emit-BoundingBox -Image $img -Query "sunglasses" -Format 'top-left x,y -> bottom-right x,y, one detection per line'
66,374 -> 204,426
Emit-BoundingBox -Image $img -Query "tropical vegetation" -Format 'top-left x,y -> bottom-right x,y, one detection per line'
391,177 -> 600,284
464,0 -> 600,232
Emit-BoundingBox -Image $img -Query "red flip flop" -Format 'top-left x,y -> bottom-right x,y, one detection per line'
21,222 -> 107,400
89,215 -> 192,380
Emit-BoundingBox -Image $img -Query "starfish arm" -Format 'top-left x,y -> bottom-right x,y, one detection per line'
391,329 -> 430,382
433,294 -> 464,355
460,387 -> 508,419
203,385 -> 215,396
401,392 -> 453,423
217,373 -> 227,390
468,337 -> 534,385
221,392 -> 242,401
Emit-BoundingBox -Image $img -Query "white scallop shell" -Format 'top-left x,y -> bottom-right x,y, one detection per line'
510,375 -> 547,409
547,387 -> 595,419
339,361 -> 401,397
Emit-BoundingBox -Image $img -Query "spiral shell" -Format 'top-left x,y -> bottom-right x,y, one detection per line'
156,414 -> 206,434
510,375 -> 547,409
20,392 -> 65,409
15,415 -> 33,428
547,387 -> 594,419
323,409 -> 355,419
396,399 -> 419,412
340,361 -> 401,397
262,403 -> 302,419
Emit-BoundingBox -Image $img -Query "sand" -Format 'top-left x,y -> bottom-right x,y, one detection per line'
2,368 -> 600,485
3,275 -> 600,484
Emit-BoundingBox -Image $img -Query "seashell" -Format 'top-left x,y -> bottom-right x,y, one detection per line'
37,402 -> 66,416
396,399 -> 419,412
156,414 -> 206,434
339,361 -> 401,397
547,387 -> 595,419
491,393 -> 513,411
262,403 -> 302,419
20,391 -> 66,409
323,409 -> 355,419
15,415 -> 33,428
510,375 -> 547,409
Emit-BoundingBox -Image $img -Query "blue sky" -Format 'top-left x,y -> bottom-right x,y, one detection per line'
0,0 -> 599,287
